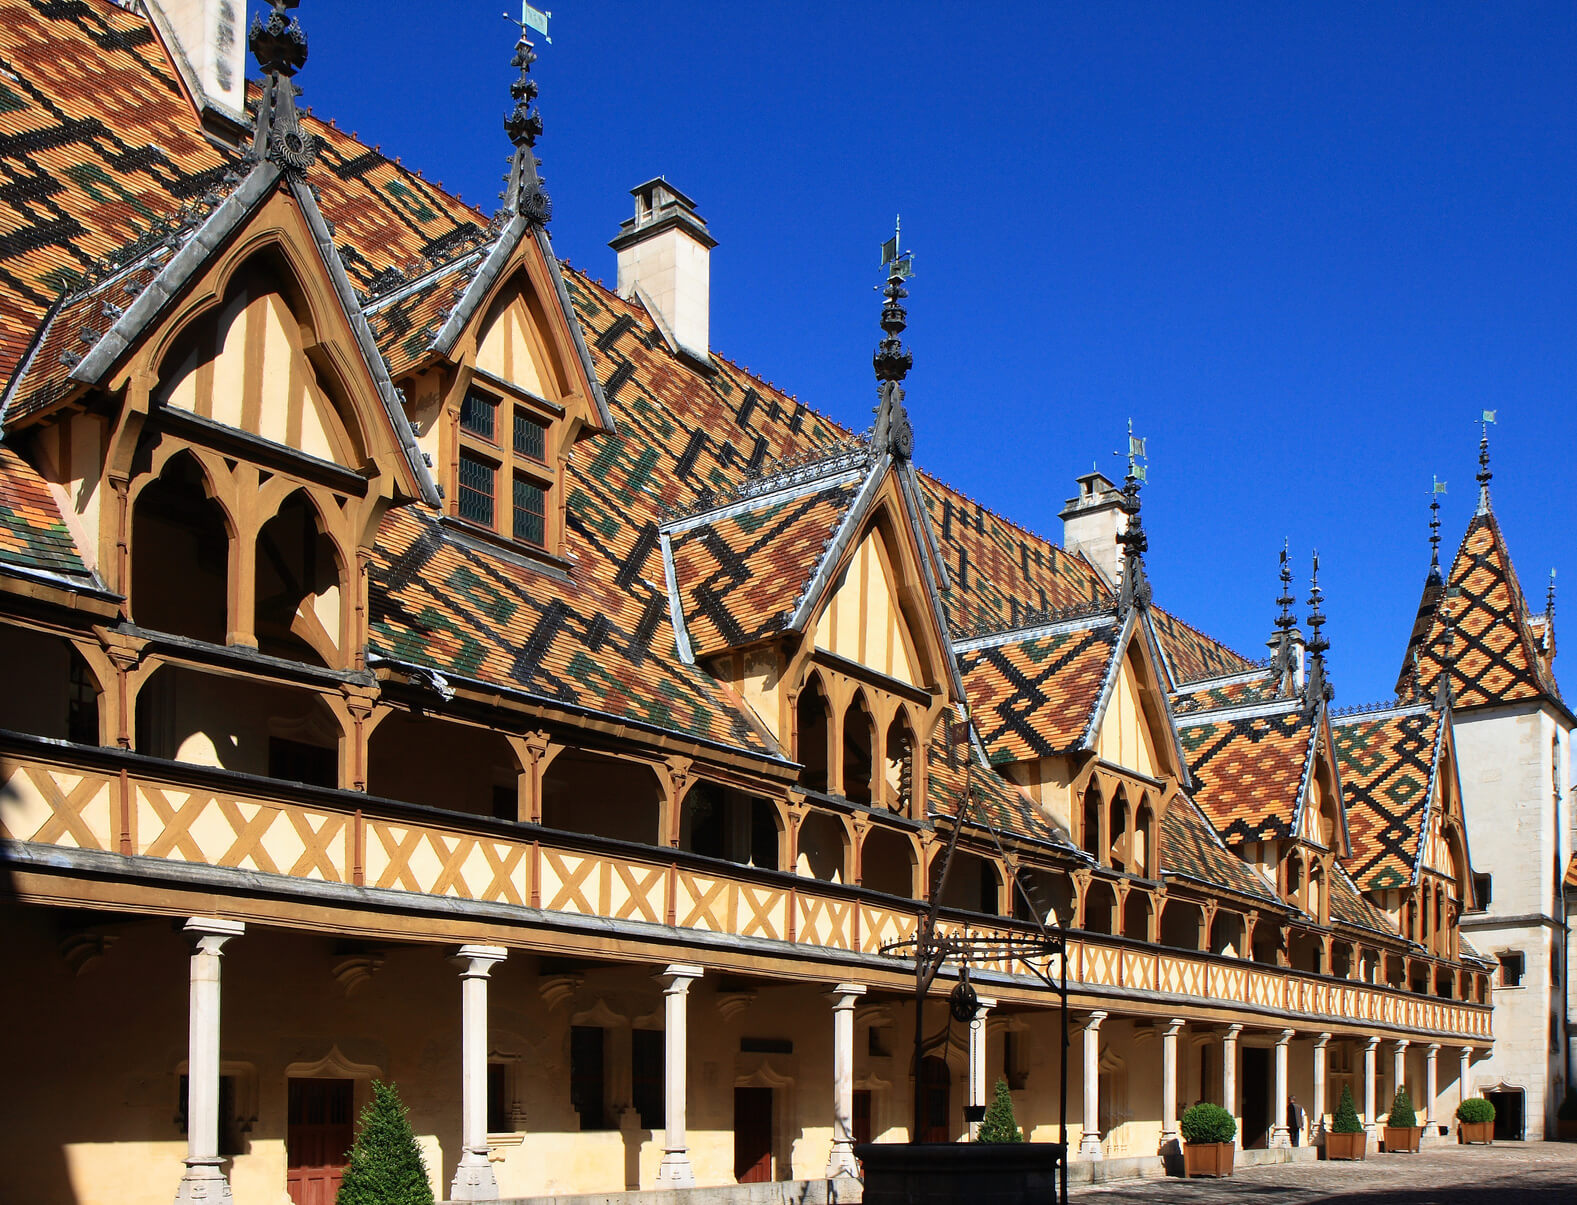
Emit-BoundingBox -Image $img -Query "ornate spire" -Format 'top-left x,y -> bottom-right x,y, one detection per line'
1304,551 -> 1333,703
871,221 -> 914,461
1548,568 -> 1558,623
248,1 -> 316,175
501,20 -> 552,224
1115,422 -> 1151,611
1275,541 -> 1297,636
1427,477 -> 1445,585
1476,410 -> 1496,515
1270,541 -> 1300,687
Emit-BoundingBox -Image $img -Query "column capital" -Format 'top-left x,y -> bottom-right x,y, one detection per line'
827,983 -> 868,1007
1364,1036 -> 1382,1052
1425,1043 -> 1441,1056
452,944 -> 508,978
1393,1038 -> 1410,1052
1276,1028 -> 1295,1046
657,963 -> 704,994
1313,1031 -> 1332,1049
1224,1022 -> 1244,1040
973,994 -> 998,1017
1163,1017 -> 1186,1037
184,916 -> 244,954
1085,1009 -> 1108,1032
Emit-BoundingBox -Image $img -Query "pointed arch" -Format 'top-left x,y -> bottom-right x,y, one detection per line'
795,671 -> 831,794
842,690 -> 876,805
130,450 -> 231,643
254,488 -> 346,667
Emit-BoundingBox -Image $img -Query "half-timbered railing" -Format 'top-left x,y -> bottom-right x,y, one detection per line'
0,732 -> 1491,1042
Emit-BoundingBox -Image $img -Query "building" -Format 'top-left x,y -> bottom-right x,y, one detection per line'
0,4 -> 1501,1203
1393,448 -> 1574,1139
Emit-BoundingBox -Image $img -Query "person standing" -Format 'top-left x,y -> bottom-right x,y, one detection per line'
1287,1095 -> 1306,1146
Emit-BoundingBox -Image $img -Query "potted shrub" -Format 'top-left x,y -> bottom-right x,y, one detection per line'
1180,1102 -> 1236,1178
1325,1084 -> 1367,1160
1557,1091 -> 1577,1143
1456,1097 -> 1495,1144
977,1078 -> 1024,1143
1382,1087 -> 1423,1153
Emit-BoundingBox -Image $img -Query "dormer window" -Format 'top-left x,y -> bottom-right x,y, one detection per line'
451,381 -> 559,553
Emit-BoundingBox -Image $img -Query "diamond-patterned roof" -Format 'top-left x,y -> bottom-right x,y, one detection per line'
1178,703 -> 1315,844
1172,668 -> 1288,716
1333,706 -> 1441,892
957,617 -> 1121,764
1151,606 -> 1261,686
665,473 -> 862,657
1159,795 -> 1283,906
0,441 -> 87,578
1407,511 -> 1561,710
365,252 -> 484,380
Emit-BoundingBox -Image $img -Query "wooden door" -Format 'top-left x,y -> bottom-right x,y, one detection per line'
734,1087 -> 773,1183
286,1078 -> 355,1205
852,1089 -> 872,1146
920,1057 -> 951,1143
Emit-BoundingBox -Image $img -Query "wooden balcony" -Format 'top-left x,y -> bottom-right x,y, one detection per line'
0,731 -> 1491,1043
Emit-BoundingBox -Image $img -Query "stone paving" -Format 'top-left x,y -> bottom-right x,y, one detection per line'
1069,1142 -> 1577,1203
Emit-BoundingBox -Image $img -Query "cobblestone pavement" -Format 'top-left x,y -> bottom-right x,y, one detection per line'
1069,1142 -> 1577,1203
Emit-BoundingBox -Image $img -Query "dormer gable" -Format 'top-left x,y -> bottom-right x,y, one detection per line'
1089,614 -> 1187,784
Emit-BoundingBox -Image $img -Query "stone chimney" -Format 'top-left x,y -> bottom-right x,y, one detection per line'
1060,470 -> 1126,587
609,178 -> 716,364
146,0 -> 249,139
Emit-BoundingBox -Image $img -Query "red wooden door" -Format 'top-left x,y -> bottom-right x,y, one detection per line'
734,1087 -> 773,1183
920,1057 -> 951,1143
286,1078 -> 355,1205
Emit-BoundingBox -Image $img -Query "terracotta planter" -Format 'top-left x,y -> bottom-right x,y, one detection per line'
1383,1125 -> 1422,1153
1556,1120 -> 1577,1143
1457,1120 -> 1493,1145
1325,1130 -> 1367,1160
1182,1141 -> 1234,1178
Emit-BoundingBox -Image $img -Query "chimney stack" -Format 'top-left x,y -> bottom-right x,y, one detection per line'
1060,470 -> 1126,587
609,178 -> 715,364
146,1 -> 249,139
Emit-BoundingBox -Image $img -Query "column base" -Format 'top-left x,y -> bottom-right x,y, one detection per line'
449,1151 -> 500,1201
174,1158 -> 233,1204
1270,1125 -> 1291,1148
1077,1131 -> 1103,1160
825,1144 -> 861,1179
657,1149 -> 695,1187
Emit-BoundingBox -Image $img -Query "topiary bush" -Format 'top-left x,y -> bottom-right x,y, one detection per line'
337,1080 -> 434,1205
1456,1097 -> 1495,1124
1388,1086 -> 1417,1128
1331,1084 -> 1364,1134
977,1078 -> 1024,1143
1180,1102 -> 1237,1145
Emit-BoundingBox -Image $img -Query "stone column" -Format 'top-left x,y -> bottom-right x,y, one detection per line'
1391,1039 -> 1410,1119
967,994 -> 996,1139
1160,1019 -> 1185,1148
1270,1029 -> 1293,1147
174,917 -> 245,1205
450,944 -> 508,1201
1078,1011 -> 1107,1159
1425,1044 -> 1440,1129
1458,1046 -> 1473,1106
1363,1037 -> 1380,1140
825,983 -> 866,1178
1222,1024 -> 1243,1149
1312,1033 -> 1331,1139
656,964 -> 704,1186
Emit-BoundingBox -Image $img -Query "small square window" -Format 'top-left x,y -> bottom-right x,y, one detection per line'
513,476 -> 545,547
1498,952 -> 1524,988
460,389 -> 497,441
1473,873 -> 1492,909
514,409 -> 547,461
459,452 -> 496,527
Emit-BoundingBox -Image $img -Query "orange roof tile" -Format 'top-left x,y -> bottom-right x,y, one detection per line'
1334,706 -> 1441,892
0,441 -> 86,577
1178,704 -> 1314,844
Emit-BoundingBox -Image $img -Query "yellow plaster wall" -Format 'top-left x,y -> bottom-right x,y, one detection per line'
1095,656 -> 1159,780
739,647 -> 783,742
476,295 -> 548,398
813,529 -> 917,687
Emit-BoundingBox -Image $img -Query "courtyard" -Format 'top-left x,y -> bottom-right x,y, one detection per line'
1070,1143 -> 1577,1202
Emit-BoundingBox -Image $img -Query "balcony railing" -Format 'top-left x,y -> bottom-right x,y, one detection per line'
0,731 -> 1491,1042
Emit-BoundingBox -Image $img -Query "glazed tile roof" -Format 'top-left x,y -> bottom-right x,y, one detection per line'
1327,861 -> 1400,936
1150,606 -> 1261,686
1171,668 -> 1288,716
0,442 -> 87,578
1407,511 -> 1562,710
1333,706 -> 1441,892
1178,702 -> 1315,844
925,719 -> 1069,849
365,251 -> 485,380
1160,795 -> 1283,906
0,0 -> 484,425
956,616 -> 1121,764
665,471 -> 863,657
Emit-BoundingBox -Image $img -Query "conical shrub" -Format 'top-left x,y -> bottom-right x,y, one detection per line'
977,1077 -> 1024,1143
337,1080 -> 434,1205
1388,1086 -> 1416,1128
1331,1083 -> 1364,1134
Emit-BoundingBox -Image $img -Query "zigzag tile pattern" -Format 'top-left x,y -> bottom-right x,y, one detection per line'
666,478 -> 859,656
0,0 -> 482,423
1151,606 -> 1260,685
924,720 -> 1066,847
365,254 -> 481,379
958,621 -> 1119,763
1335,709 -> 1438,891
0,443 -> 84,575
1179,707 -> 1311,842
1410,512 -> 1559,708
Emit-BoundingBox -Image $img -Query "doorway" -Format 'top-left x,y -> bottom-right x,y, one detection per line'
920,1057 -> 951,1143
1487,1089 -> 1524,1141
734,1087 -> 774,1183
1241,1048 -> 1272,1149
286,1078 -> 355,1205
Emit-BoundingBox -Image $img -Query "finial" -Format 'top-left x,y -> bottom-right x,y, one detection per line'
1275,540 -> 1296,634
1547,567 -> 1557,624
1428,476 -> 1447,585
248,0 -> 316,175
1115,422 -> 1151,610
1476,410 -> 1496,515
871,219 -> 915,460
500,9 -> 552,223
1304,551 -> 1333,703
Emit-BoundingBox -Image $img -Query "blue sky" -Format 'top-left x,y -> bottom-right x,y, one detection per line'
278,2 -> 1577,702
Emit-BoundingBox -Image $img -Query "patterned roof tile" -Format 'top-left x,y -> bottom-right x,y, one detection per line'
1171,668 -> 1287,715
1334,707 -> 1440,893
1151,606 -> 1262,686
1179,705 -> 1313,844
0,441 -> 86,577
1160,795 -> 1283,906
